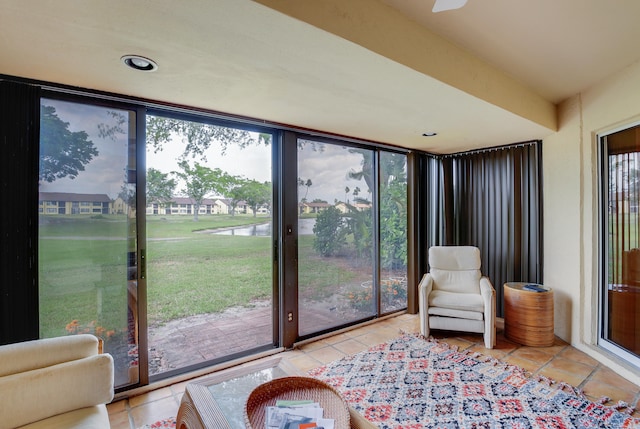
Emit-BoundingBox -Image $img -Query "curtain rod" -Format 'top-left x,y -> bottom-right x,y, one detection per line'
440,140 -> 541,159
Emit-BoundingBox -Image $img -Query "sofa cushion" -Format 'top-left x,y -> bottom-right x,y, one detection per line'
17,406 -> 110,429
0,335 -> 99,377
0,354 -> 114,429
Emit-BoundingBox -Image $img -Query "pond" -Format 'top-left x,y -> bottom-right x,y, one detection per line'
212,218 -> 316,236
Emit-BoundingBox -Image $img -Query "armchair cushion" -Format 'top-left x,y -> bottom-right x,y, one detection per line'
420,246 -> 496,348
428,290 -> 485,314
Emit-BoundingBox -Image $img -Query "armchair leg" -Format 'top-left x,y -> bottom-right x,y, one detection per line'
483,330 -> 494,349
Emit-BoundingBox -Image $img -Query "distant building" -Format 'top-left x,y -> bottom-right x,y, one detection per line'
39,192 -> 111,215
299,201 -> 331,214
145,197 -> 262,216
335,201 -> 371,214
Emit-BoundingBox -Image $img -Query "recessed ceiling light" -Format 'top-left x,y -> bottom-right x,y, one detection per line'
121,55 -> 158,72
422,132 -> 438,137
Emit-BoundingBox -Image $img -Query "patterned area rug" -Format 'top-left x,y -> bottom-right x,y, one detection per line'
309,333 -> 640,428
137,417 -> 176,429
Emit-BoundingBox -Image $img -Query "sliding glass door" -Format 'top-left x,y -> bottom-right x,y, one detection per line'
601,124 -> 640,365
145,113 -> 275,377
38,97 -> 139,388
380,152 -> 408,313
296,139 -> 407,338
35,91 -> 407,387
297,141 -> 375,335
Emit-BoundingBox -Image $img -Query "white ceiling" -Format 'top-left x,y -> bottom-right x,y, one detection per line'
1,0 -> 640,153
381,0 -> 640,104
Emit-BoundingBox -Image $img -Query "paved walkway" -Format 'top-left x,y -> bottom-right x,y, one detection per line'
148,300 -> 357,375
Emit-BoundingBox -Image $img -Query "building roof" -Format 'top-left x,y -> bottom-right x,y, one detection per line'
39,192 -> 111,203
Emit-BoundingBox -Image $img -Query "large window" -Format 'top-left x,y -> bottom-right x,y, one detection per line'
38,98 -> 139,389
22,83 -> 409,391
600,124 -> 640,367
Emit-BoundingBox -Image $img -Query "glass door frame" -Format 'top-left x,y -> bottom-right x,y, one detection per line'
143,107 -> 282,383
598,122 -> 640,369
280,131 -> 408,347
39,89 -> 147,391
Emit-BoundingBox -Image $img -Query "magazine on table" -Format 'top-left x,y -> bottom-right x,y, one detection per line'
265,400 -> 335,429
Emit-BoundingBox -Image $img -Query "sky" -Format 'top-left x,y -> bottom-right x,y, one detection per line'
38,98 -> 369,203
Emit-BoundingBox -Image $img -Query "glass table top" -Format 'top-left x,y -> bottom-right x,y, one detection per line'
206,365 -> 289,428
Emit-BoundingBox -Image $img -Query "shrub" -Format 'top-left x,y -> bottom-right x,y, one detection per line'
313,206 -> 347,256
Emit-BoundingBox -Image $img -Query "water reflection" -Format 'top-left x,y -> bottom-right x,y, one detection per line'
214,223 -> 271,236
212,218 -> 316,236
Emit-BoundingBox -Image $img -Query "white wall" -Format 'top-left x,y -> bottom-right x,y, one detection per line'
544,58 -> 640,386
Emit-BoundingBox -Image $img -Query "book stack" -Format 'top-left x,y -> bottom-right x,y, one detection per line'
265,400 -> 335,429
523,284 -> 546,292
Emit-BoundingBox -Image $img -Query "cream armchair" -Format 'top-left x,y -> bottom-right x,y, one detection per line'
0,334 -> 114,429
418,246 -> 496,348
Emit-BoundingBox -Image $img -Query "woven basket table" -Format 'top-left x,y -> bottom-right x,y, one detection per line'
244,376 -> 351,429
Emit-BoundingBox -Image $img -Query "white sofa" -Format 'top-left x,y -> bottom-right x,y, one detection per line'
0,334 -> 114,429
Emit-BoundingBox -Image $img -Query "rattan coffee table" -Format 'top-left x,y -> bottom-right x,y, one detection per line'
176,356 -> 376,429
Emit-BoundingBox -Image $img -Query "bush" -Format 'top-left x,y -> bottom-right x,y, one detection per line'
313,206 -> 347,256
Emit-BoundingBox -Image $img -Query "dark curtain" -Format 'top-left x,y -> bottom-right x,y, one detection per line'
442,142 -> 543,316
408,153 -> 443,313
0,80 -> 41,344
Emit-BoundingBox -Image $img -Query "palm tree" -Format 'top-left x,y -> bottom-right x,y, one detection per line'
304,179 -> 312,201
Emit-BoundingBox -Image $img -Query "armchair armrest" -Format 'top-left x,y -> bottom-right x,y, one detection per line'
418,274 -> 434,337
479,277 -> 496,347
479,277 -> 495,300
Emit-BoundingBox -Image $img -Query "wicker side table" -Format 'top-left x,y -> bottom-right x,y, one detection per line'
504,282 -> 554,347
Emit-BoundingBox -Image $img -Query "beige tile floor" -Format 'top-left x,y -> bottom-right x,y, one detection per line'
108,313 -> 640,428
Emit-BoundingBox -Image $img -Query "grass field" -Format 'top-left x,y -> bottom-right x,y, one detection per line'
38,214 -> 360,339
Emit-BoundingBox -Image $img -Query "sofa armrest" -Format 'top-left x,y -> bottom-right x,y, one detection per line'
0,334 -> 99,377
0,353 -> 114,429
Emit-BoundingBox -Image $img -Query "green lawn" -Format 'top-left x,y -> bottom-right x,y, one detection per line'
38,214 -> 356,338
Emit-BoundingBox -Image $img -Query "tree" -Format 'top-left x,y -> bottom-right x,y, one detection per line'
226,177 -> 245,216
344,186 -> 350,203
146,116 -> 271,160
117,183 -> 135,210
304,179 -> 312,202
241,180 -> 271,217
147,168 -> 177,210
173,161 -> 234,221
379,153 -> 408,270
39,105 -> 99,183
297,177 -> 313,202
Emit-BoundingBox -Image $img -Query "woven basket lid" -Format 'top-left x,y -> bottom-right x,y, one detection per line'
244,376 -> 351,429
